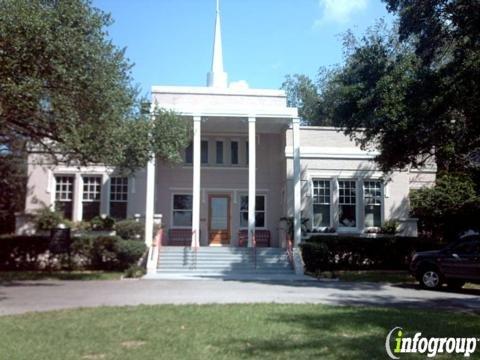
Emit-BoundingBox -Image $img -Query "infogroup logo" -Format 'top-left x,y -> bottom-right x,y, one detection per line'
385,327 -> 478,359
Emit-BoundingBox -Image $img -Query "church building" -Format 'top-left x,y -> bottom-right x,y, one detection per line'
19,1 -> 435,277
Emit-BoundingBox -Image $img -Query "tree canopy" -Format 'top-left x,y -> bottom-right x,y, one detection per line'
283,1 -> 480,173
0,0 -> 191,170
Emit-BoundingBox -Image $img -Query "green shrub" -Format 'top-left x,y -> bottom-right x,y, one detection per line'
123,264 -> 146,278
0,235 -> 145,271
300,242 -> 330,273
380,219 -> 399,235
300,235 -> 441,273
72,235 -> 146,271
0,235 -> 50,270
90,216 -> 115,231
410,173 -> 480,240
33,208 -> 65,231
115,219 -> 144,240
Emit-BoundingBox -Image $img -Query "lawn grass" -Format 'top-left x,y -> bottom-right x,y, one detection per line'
0,271 -> 122,283
0,304 -> 478,359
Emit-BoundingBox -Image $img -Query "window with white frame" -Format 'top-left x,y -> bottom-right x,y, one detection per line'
240,195 -> 266,228
312,180 -> 330,228
364,180 -> 382,227
82,176 -> 101,221
110,177 -> 128,219
338,180 -> 357,228
54,175 -> 74,220
172,194 -> 192,227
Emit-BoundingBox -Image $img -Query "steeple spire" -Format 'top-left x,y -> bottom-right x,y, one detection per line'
207,0 -> 228,88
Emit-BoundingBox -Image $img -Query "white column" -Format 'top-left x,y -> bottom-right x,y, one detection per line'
144,156 -> 155,246
191,116 -> 201,248
248,117 -> 256,247
292,117 -> 302,247
73,173 -> 83,222
100,173 -> 110,216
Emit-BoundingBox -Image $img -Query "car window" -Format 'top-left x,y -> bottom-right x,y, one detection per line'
451,241 -> 475,254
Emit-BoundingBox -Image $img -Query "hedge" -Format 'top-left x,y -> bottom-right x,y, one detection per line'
300,235 -> 442,273
0,235 -> 146,271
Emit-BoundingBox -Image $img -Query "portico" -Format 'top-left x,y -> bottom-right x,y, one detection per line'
143,0 -> 301,250
143,101 -> 301,249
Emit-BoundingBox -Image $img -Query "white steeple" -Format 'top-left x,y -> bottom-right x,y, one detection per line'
207,0 -> 228,88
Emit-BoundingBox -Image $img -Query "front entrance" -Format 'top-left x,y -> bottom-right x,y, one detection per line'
208,194 -> 231,246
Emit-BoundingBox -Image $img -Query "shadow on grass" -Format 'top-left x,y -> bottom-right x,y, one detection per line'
216,307 -> 480,359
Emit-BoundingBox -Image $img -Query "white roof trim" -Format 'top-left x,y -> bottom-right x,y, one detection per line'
151,85 -> 286,97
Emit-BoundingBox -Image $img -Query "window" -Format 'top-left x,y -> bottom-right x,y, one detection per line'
245,141 -> 249,164
230,141 -> 238,165
54,176 -> 74,220
364,181 -> 382,227
173,194 -> 192,227
201,140 -> 208,164
240,195 -> 266,228
312,180 -> 330,228
82,176 -> 101,221
110,177 -> 128,219
216,141 -> 224,164
338,180 -> 356,228
185,143 -> 193,164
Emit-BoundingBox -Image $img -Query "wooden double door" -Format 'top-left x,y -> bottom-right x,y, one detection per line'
208,194 -> 231,246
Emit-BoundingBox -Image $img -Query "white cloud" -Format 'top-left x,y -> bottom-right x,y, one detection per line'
314,0 -> 368,27
229,80 -> 249,90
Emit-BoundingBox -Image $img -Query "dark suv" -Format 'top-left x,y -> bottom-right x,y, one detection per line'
410,235 -> 480,290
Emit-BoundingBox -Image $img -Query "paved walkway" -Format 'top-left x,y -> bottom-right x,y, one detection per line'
1,279 -> 479,315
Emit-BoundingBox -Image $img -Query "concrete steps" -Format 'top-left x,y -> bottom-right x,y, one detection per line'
155,246 -> 294,276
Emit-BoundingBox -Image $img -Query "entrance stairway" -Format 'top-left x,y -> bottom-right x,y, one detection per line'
153,246 -> 294,278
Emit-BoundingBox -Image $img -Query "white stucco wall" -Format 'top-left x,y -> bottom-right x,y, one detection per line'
284,127 -> 435,235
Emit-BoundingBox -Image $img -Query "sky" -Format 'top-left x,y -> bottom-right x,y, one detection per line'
92,0 -> 395,97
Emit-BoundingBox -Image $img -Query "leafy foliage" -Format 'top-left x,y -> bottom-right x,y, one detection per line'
281,74 -> 320,123
33,208 -> 66,231
301,235 -> 440,273
283,0 -> 480,173
90,216 -> 115,231
114,219 -> 144,240
410,173 -> 480,239
0,234 -> 145,270
0,0 -> 191,171
0,142 -> 27,233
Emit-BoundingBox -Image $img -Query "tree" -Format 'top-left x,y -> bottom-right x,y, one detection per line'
0,142 -> 27,233
0,0 -> 192,231
281,74 -> 320,124
410,173 -> 480,239
0,0 -> 191,170
286,0 -> 480,173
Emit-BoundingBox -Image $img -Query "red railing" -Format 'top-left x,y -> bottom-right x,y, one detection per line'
286,232 -> 294,268
252,230 -> 257,269
192,229 -> 198,269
